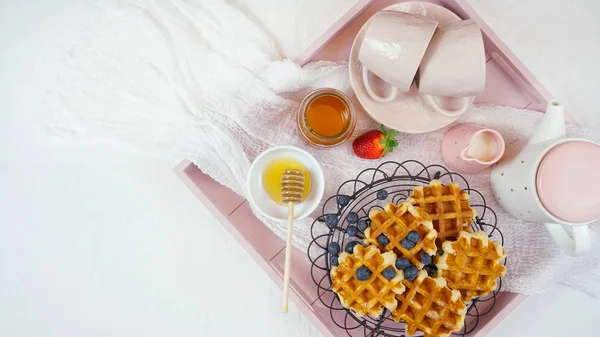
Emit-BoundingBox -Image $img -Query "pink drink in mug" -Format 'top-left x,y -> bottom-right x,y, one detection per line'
536,141 -> 600,223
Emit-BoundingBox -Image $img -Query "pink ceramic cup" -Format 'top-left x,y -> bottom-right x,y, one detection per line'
442,123 -> 505,174
359,10 -> 438,103
417,19 -> 486,116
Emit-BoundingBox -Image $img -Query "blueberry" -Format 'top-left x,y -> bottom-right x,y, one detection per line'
424,265 -> 437,277
404,265 -> 418,281
345,241 -> 360,254
324,214 -> 338,227
406,230 -> 420,243
376,189 -> 388,200
357,219 -> 369,232
401,237 -> 416,250
347,226 -> 358,237
337,195 -> 350,207
395,257 -> 411,270
420,252 -> 433,266
346,212 -> 359,224
355,266 -> 371,281
382,267 -> 396,280
330,255 -> 339,267
377,234 -> 390,246
328,242 -> 341,255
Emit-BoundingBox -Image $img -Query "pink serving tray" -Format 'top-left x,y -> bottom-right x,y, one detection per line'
175,0 -> 555,335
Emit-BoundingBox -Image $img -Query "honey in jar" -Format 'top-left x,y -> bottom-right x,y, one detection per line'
297,88 -> 356,147
306,95 -> 349,137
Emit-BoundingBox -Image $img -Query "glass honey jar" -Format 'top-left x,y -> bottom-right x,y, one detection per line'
297,88 -> 356,147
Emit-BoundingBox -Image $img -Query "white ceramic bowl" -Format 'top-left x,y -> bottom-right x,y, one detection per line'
247,146 -> 324,222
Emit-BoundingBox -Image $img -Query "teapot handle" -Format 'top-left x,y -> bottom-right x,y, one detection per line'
545,223 -> 590,256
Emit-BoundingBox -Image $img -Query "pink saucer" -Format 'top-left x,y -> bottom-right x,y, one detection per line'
349,1 -> 465,133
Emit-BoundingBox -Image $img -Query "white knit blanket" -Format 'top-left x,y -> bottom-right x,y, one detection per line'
47,0 -> 600,296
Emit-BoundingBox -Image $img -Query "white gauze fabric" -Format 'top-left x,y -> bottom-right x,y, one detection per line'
46,0 -> 600,296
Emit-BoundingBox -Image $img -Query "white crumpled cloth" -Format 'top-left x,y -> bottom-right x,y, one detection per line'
47,0 -> 600,296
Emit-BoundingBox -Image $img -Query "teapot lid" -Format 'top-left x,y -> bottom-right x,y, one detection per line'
536,141 -> 600,223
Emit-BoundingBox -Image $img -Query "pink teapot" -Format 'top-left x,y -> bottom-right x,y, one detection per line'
491,99 -> 600,256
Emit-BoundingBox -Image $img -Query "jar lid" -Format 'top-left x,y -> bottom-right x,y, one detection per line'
536,141 -> 600,223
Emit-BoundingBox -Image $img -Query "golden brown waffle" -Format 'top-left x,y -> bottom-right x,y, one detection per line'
331,244 -> 405,317
407,180 -> 476,244
364,202 -> 437,268
392,270 -> 466,337
437,231 -> 507,302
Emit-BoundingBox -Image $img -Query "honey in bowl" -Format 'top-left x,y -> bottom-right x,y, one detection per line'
262,157 -> 312,205
297,88 -> 356,147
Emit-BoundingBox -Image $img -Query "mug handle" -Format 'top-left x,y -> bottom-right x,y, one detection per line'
423,94 -> 471,117
545,223 -> 591,256
362,67 -> 398,103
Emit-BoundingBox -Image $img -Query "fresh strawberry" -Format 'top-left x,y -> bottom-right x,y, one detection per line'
352,125 -> 399,159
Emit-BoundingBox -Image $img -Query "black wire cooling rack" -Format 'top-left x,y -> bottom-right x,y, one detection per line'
307,160 -> 506,337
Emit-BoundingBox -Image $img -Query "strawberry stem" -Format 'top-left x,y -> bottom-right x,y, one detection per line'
379,125 -> 399,156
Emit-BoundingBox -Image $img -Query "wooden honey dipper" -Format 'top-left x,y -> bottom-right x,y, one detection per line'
281,169 -> 305,313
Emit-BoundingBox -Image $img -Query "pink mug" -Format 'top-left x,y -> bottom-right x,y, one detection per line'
417,19 -> 486,116
442,123 -> 505,174
359,11 -> 438,103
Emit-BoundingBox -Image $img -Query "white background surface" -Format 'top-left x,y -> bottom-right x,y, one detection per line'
1,0 -> 600,336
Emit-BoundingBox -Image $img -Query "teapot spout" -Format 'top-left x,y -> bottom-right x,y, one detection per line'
529,99 -> 566,144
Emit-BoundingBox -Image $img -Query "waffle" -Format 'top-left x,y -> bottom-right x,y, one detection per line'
407,180 -> 476,244
437,231 -> 507,302
392,270 -> 466,337
331,244 -> 406,317
364,202 -> 437,268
